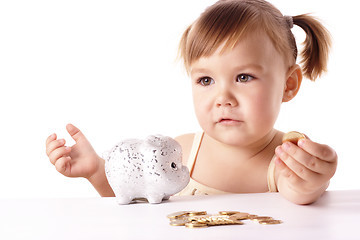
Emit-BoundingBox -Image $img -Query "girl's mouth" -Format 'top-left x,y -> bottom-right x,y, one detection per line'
218,118 -> 242,125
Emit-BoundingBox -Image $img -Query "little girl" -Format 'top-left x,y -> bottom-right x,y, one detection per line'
46,0 -> 337,204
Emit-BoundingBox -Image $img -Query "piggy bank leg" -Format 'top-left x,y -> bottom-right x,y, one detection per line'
147,195 -> 165,204
116,195 -> 134,205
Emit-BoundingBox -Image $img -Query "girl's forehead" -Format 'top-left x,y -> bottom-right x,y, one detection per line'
189,31 -> 287,76
189,23 -> 288,63
218,30 -> 274,53
192,30 -> 282,64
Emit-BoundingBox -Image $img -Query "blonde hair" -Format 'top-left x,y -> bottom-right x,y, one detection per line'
179,0 -> 331,81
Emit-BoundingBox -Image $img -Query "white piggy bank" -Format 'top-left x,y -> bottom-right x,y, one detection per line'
104,135 -> 190,204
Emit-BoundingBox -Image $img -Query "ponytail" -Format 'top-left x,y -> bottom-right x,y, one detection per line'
293,14 -> 331,81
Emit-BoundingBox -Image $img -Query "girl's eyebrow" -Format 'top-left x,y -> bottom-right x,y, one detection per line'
190,68 -> 209,75
234,63 -> 264,72
190,64 -> 264,75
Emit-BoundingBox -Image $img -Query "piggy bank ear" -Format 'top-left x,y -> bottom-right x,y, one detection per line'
143,135 -> 167,148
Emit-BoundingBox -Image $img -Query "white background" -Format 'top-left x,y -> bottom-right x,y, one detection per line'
0,0 -> 359,198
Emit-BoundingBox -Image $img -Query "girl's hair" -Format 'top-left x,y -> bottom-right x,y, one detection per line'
179,0 -> 331,81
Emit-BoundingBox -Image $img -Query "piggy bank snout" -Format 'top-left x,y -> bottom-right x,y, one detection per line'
181,165 -> 190,178
181,165 -> 190,185
168,164 -> 190,187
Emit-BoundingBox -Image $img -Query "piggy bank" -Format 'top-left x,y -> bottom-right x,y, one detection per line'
103,135 -> 190,204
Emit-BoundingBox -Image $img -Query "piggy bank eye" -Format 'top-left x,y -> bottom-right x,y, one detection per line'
171,162 -> 177,170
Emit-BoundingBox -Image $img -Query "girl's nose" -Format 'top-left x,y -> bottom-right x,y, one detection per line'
215,87 -> 237,107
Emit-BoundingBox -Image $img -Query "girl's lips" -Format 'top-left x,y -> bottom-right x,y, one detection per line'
218,118 -> 243,125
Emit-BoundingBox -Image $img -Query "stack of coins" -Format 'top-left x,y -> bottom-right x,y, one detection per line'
167,211 -> 282,228
188,214 -> 244,227
221,211 -> 282,225
168,211 -> 207,227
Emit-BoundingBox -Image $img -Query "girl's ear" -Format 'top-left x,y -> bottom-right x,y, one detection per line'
282,64 -> 303,102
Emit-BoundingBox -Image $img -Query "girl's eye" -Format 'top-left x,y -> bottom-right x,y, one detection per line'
236,74 -> 254,83
198,77 -> 214,86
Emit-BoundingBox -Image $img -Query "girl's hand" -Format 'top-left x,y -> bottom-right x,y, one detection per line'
275,137 -> 337,204
46,124 -> 101,179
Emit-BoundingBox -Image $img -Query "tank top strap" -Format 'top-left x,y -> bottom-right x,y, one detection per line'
267,155 -> 278,192
187,131 -> 204,176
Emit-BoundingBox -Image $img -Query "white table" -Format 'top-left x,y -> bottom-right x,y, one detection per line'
1,190 -> 359,240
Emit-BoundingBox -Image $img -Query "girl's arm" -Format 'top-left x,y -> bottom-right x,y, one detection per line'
87,156 -> 115,197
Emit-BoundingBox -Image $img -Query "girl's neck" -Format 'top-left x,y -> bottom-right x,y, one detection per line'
203,129 -> 282,163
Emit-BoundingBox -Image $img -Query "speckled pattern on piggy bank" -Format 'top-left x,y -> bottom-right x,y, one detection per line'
104,135 -> 190,204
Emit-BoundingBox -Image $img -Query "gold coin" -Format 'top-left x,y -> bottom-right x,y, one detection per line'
259,219 -> 282,225
230,212 -> 250,220
185,222 -> 208,228
208,219 -> 244,226
223,219 -> 244,225
208,221 -> 225,226
191,217 -> 208,224
207,215 -> 244,226
218,211 -> 240,216
167,211 -> 189,219
188,215 -> 210,221
187,211 -> 207,216
231,220 -> 244,225
169,219 -> 191,226
282,131 -> 306,144
251,216 -> 273,222
170,215 -> 189,222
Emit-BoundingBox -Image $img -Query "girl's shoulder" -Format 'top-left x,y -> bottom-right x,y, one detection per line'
175,133 -> 196,165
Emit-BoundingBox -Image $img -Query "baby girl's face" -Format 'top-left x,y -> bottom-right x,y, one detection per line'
190,31 -> 289,147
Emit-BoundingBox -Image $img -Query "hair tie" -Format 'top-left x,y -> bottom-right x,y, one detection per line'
284,15 -> 293,29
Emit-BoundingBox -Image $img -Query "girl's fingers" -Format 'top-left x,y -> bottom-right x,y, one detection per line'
45,133 -> 58,155
275,147 -> 321,182
277,142 -> 331,175
55,156 -> 71,175
46,133 -> 57,145
298,139 -> 337,163
46,138 -> 66,157
48,146 -> 71,165
275,156 -> 305,186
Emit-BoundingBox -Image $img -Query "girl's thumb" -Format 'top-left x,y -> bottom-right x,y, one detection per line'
66,123 -> 85,142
